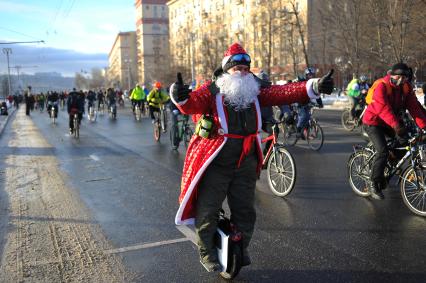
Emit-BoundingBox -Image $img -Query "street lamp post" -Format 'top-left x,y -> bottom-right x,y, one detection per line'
2,48 -> 12,100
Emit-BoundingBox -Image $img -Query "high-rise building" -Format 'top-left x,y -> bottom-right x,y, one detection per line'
135,0 -> 169,87
108,32 -> 138,90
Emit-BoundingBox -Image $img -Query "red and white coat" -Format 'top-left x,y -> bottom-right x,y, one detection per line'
171,79 -> 319,225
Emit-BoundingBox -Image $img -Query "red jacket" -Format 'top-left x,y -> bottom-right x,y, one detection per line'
172,80 -> 314,225
362,75 -> 426,129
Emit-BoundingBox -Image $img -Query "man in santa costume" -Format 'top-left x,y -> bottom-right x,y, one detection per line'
170,43 -> 334,272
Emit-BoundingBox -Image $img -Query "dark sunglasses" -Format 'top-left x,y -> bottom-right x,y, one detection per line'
230,54 -> 251,63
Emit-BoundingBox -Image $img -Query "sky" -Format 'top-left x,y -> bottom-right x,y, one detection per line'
0,0 -> 136,77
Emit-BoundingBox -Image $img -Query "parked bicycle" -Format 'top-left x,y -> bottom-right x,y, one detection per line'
262,121 -> 296,197
170,112 -> 193,150
347,130 -> 426,216
280,103 -> 324,151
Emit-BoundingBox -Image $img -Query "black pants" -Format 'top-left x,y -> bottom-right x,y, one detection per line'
149,105 -> 160,120
132,100 -> 142,112
69,113 -> 82,130
364,125 -> 395,184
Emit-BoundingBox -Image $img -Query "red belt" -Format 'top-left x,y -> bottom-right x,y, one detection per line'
224,133 -> 258,167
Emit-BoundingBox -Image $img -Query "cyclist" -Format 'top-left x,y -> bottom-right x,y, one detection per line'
67,88 -> 84,135
363,63 -> 426,200
147,81 -> 170,123
38,92 -> 46,112
294,67 -> 324,139
347,75 -> 369,120
47,91 -> 59,118
130,84 -> 145,113
106,88 -> 117,116
59,92 -> 66,109
86,90 -> 96,114
97,90 -> 105,110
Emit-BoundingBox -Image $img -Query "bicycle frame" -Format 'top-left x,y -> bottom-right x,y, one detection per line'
261,124 -> 280,167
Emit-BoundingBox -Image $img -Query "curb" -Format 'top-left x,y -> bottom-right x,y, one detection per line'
0,107 -> 17,137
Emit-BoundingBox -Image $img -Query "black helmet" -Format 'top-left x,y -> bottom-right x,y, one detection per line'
390,63 -> 410,76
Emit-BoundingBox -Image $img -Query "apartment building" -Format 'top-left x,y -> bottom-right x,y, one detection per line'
167,0 -> 312,84
135,0 -> 170,87
108,32 -> 138,90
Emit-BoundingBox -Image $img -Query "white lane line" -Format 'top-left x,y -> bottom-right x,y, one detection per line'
104,237 -> 189,254
176,225 -> 197,245
89,154 -> 100,161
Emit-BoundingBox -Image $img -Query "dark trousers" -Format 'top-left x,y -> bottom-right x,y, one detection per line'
364,125 -> 394,184
69,113 -> 82,130
195,152 -> 257,262
149,105 -> 160,120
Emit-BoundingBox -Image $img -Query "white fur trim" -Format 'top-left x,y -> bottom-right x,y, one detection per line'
169,82 -> 188,106
222,55 -> 232,70
254,98 -> 263,156
175,94 -> 228,225
306,78 -> 320,99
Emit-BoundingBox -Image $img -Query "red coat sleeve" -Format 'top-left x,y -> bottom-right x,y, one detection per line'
175,82 -> 213,115
371,83 -> 399,128
405,88 -> 426,129
258,81 -> 310,107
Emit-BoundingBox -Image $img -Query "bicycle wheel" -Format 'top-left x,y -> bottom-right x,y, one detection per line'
161,109 -> 167,132
400,165 -> 426,216
135,106 -> 141,121
184,127 -> 193,148
347,150 -> 371,197
282,123 -> 297,146
73,116 -> 79,139
266,145 -> 296,197
170,125 -> 179,150
307,121 -> 324,151
341,110 -> 355,131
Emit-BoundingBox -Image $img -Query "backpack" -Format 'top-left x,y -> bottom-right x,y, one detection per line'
365,79 -> 410,105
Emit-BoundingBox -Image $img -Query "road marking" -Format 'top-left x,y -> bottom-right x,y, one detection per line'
103,226 -> 197,255
104,237 -> 190,254
89,154 -> 100,161
176,225 -> 197,245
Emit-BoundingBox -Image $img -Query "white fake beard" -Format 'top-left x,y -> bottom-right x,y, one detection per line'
216,72 -> 260,110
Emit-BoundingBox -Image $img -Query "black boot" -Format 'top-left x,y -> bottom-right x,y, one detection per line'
242,249 -> 251,266
369,182 -> 385,200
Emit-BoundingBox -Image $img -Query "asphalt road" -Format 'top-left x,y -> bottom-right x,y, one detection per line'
1,105 -> 426,282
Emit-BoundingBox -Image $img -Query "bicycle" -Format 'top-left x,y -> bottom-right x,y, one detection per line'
73,113 -> 80,139
160,104 -> 168,133
153,110 -> 162,142
50,104 -> 57,124
98,102 -> 105,115
170,112 -> 193,150
347,130 -> 426,216
281,103 -> 324,151
134,104 -> 141,121
261,121 -> 297,197
87,104 -> 97,122
109,103 -> 117,120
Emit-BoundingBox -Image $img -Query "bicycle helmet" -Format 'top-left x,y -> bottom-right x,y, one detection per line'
154,82 -> 162,89
359,75 -> 367,82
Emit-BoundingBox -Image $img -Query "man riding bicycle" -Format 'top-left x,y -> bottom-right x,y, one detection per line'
86,90 -> 96,113
47,91 -> 59,118
130,84 -> 146,113
363,63 -> 426,200
97,90 -> 105,110
67,88 -> 84,135
347,75 -> 369,120
147,82 -> 170,123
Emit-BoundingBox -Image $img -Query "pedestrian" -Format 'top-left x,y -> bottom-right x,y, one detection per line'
170,43 -> 334,273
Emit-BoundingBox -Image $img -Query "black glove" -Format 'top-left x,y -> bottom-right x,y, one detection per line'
171,72 -> 191,102
316,69 -> 334,95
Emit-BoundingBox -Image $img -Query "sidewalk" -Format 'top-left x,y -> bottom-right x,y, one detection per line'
0,106 -> 17,136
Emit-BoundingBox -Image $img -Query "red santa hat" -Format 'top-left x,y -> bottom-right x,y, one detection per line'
221,43 -> 251,73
